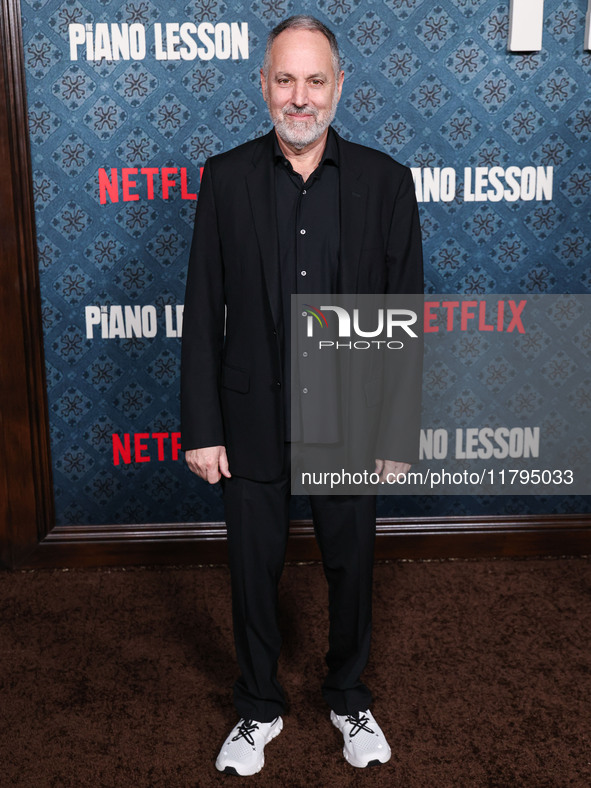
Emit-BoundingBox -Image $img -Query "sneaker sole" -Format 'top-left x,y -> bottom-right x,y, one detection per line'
343,748 -> 391,768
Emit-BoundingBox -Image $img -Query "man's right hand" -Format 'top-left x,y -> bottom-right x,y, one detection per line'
185,446 -> 231,484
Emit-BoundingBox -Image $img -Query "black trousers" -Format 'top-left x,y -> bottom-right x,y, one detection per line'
223,447 -> 377,722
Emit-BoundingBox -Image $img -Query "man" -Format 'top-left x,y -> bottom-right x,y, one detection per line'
181,15 -> 423,776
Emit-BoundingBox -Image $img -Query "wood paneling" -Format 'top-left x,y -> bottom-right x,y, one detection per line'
16,514 -> 591,569
0,0 -> 54,569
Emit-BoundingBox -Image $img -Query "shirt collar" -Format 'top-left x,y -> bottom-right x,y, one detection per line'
272,126 -> 339,168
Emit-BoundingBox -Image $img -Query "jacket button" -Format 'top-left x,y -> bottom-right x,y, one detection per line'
274,380 -> 281,388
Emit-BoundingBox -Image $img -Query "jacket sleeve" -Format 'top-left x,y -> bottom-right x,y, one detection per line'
376,166 -> 424,463
180,159 -> 226,451
386,166 -> 424,295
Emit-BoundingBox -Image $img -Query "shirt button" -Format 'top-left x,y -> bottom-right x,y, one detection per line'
301,270 -> 306,276
302,189 -> 307,195
302,351 -> 308,358
302,387 -> 308,394
300,228 -> 306,235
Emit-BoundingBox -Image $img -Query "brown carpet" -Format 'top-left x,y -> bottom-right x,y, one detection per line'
1,558 -> 591,787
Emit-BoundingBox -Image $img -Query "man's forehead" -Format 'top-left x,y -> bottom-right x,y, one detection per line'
268,28 -> 333,61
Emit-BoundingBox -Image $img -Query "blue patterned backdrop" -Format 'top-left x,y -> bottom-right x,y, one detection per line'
20,0 -> 591,524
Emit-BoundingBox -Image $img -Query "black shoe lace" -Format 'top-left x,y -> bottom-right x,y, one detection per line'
346,713 -> 374,738
231,720 -> 260,746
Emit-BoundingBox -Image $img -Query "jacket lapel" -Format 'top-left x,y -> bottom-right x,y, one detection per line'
246,132 -> 281,329
336,133 -> 368,293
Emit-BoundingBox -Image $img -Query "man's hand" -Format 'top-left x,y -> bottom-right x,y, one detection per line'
185,446 -> 231,484
374,459 -> 411,483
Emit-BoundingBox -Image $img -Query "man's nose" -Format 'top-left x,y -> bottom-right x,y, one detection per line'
292,80 -> 309,107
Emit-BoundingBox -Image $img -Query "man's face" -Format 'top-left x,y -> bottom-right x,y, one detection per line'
261,29 -> 344,151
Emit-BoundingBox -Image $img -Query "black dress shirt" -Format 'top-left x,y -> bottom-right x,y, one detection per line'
273,129 -> 340,441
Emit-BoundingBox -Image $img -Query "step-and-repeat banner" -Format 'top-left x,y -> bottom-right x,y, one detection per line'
20,0 -> 591,524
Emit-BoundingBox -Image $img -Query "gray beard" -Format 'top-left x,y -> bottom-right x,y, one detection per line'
268,93 -> 339,150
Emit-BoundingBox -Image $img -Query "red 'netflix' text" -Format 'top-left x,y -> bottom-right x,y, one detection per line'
113,432 -> 182,465
99,167 -> 203,204
423,299 -> 526,333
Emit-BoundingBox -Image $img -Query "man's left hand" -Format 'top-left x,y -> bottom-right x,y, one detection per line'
374,459 -> 411,482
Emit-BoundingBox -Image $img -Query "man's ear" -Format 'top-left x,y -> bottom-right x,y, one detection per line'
336,69 -> 344,100
260,68 -> 267,101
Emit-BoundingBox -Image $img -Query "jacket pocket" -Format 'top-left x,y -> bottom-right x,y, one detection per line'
221,363 -> 250,394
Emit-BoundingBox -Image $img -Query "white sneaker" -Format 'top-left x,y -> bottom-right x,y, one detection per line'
215,716 -> 283,776
330,709 -> 391,768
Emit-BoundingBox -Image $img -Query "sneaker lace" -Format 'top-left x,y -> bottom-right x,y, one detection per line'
345,713 -> 374,738
231,720 -> 259,746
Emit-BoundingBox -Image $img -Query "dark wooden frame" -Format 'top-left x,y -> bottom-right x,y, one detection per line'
1,0 -> 590,570
1,0 -> 55,569
16,514 -> 591,568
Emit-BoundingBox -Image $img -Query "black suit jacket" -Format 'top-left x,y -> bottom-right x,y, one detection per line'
181,129 -> 423,480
